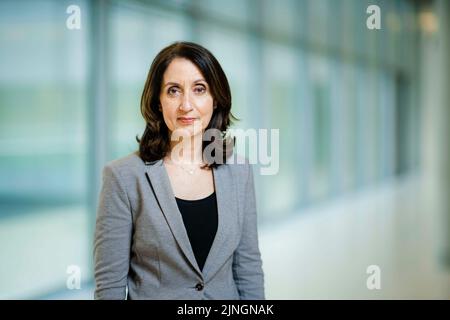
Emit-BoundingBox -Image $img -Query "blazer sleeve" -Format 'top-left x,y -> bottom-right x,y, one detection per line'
232,163 -> 265,299
93,164 -> 132,300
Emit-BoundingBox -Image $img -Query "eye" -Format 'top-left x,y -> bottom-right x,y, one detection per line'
194,85 -> 206,94
167,86 -> 180,96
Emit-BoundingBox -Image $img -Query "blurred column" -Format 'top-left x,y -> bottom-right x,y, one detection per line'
439,0 -> 450,269
420,0 -> 450,271
433,0 -> 450,269
87,0 -> 111,279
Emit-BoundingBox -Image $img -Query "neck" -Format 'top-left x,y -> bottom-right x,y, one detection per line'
167,132 -> 204,164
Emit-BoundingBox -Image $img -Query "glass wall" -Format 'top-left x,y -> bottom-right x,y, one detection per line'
0,0 -> 422,298
0,0 -> 89,298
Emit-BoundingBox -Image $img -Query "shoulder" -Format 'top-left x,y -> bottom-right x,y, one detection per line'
102,150 -> 146,179
221,153 -> 254,180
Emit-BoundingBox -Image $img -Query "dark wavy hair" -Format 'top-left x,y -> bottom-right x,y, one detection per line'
136,41 -> 237,167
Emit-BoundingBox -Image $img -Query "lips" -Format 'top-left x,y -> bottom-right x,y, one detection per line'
177,117 -> 197,124
178,117 -> 196,120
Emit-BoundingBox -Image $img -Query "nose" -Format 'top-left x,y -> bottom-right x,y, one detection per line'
179,91 -> 193,112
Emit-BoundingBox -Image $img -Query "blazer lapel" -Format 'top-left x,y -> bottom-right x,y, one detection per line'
143,159 -> 238,281
202,164 -> 238,281
144,159 -> 202,277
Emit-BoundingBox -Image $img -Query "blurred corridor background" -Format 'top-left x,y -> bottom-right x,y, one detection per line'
0,0 -> 449,299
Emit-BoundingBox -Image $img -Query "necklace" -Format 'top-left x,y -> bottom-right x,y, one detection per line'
164,158 -> 203,175
178,163 -> 198,175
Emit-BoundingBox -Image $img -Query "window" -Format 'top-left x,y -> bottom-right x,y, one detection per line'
0,0 -> 89,298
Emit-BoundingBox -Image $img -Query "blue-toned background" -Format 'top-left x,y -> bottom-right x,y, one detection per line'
0,0 -> 449,299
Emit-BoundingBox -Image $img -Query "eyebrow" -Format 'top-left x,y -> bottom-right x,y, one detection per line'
163,79 -> 207,88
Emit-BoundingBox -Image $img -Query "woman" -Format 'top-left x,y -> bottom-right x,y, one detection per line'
93,41 -> 265,300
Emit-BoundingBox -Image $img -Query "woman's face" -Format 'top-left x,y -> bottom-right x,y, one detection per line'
159,57 -> 214,138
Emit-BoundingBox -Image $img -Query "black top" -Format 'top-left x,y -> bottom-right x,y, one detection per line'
175,192 -> 218,272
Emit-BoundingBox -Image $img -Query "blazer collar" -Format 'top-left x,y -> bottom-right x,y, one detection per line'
143,159 -> 238,280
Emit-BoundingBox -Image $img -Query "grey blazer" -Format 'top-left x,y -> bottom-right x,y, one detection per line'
93,151 -> 265,300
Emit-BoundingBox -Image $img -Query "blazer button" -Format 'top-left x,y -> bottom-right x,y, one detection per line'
195,283 -> 204,291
